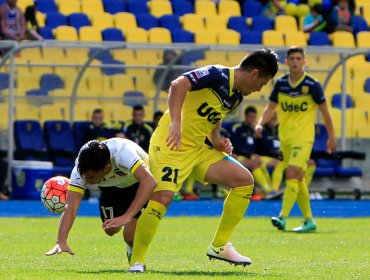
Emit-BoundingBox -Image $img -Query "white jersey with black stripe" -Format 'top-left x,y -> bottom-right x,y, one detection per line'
69,138 -> 149,192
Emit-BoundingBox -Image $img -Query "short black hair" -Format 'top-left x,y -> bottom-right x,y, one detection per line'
244,106 -> 257,115
92,108 -> 103,114
240,48 -> 279,78
153,110 -> 164,119
133,104 -> 144,111
77,140 -> 110,175
287,47 -> 305,58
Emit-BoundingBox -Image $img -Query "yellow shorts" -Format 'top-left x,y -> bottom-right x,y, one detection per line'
280,141 -> 313,171
149,144 -> 227,193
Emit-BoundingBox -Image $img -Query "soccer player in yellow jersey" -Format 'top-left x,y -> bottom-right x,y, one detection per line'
103,49 -> 279,272
255,47 -> 336,232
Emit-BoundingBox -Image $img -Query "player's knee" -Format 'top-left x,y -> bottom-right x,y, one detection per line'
286,166 -> 303,180
233,170 -> 254,187
104,227 -> 121,236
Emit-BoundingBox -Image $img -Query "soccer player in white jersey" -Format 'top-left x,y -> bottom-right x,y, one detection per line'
45,138 -> 157,263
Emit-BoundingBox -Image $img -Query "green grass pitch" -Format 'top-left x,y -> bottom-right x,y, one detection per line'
0,217 -> 369,279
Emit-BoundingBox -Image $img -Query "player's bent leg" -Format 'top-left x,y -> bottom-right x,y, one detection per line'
129,190 -> 173,272
123,219 -> 137,263
205,157 -> 253,266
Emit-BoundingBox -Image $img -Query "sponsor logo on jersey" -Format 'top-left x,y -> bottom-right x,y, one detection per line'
301,86 -> 309,94
195,68 -> 209,78
197,102 -> 221,124
281,101 -> 308,112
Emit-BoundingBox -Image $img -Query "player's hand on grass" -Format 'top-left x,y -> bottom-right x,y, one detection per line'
45,243 -> 74,256
166,122 -> 181,150
213,137 -> 233,155
103,215 -> 132,229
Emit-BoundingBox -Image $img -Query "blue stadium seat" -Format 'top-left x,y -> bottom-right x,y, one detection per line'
352,15 -> 369,35
14,120 -> 48,161
45,13 -> 68,29
159,15 -> 181,32
44,120 -> 77,167
243,1 -> 263,17
127,0 -> 149,15
0,73 -> 9,90
364,78 -> 370,93
73,121 -> 90,149
182,50 -> 204,65
251,16 -> 274,32
331,93 -> 355,109
89,48 -> 113,61
68,13 -> 90,30
35,0 -> 58,14
123,90 -> 147,106
228,16 -> 249,33
101,59 -> 125,75
240,30 -> 262,44
101,28 -> 125,41
39,27 -> 54,39
312,124 -> 363,178
26,89 -> 49,97
136,14 -> 159,30
309,31 -> 331,46
40,73 -> 64,91
171,29 -> 194,43
172,0 -> 194,16
103,0 -> 127,14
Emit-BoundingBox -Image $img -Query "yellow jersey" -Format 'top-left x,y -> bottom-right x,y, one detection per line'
269,72 -> 326,143
151,65 -> 243,150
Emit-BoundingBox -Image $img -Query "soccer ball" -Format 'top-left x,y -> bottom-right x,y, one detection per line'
40,176 -> 69,214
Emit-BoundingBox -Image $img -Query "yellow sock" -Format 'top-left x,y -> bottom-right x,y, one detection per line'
252,167 -> 271,192
304,164 -> 316,187
271,162 -> 285,191
280,179 -> 299,217
261,164 -> 272,186
130,200 -> 167,265
212,185 -> 253,247
297,179 -> 313,219
185,178 -> 195,193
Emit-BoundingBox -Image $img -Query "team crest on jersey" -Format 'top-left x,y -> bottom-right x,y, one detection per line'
195,68 -> 209,78
301,86 -> 309,94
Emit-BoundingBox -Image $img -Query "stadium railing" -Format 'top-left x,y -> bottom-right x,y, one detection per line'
0,41 -> 369,193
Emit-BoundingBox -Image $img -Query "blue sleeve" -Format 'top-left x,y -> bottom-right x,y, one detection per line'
183,66 -> 223,91
311,81 -> 326,104
269,80 -> 280,103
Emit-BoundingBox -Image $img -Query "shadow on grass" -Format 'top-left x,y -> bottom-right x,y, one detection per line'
76,268 -> 280,277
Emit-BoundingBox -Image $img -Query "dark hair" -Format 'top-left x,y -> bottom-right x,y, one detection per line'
133,104 -> 144,111
287,47 -> 305,58
77,140 -> 110,175
25,5 -> 38,28
93,108 -> 103,114
153,110 -> 164,119
240,48 -> 279,78
244,106 -> 257,115
311,4 -> 323,15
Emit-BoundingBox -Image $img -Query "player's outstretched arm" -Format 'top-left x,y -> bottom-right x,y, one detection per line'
255,101 -> 278,137
166,76 -> 192,150
318,102 -> 336,154
45,190 -> 83,256
103,164 -> 157,229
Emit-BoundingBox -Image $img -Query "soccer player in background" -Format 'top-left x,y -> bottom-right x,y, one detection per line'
45,139 -> 157,263
124,105 -> 153,152
103,49 -> 279,272
255,47 -> 335,232
231,106 -> 273,197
